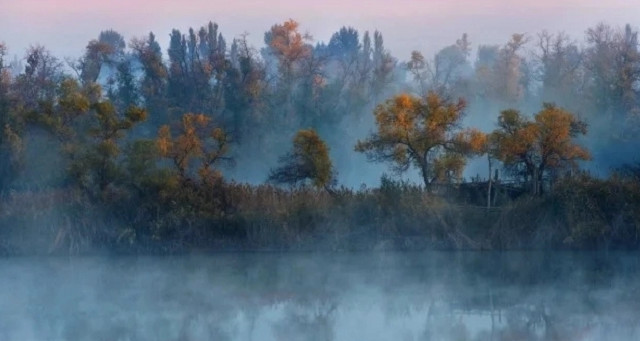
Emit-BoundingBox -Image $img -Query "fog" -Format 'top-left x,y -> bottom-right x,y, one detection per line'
2,0 -> 638,62
1,252 -> 639,341
2,6 -> 640,340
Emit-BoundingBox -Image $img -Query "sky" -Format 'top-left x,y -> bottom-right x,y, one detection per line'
1,0 -> 639,62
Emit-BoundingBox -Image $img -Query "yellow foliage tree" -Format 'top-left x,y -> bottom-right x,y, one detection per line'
355,92 -> 482,189
492,103 -> 590,195
157,113 -> 229,184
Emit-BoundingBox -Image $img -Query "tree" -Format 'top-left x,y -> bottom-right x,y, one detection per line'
157,113 -> 230,184
473,35 -> 529,104
267,20 -> 312,84
0,43 -> 23,191
584,23 -> 640,134
268,129 -> 334,190
492,104 -> 590,195
69,102 -> 147,196
355,92 -> 480,189
534,31 -> 583,108
408,34 -> 471,96
370,31 -> 395,101
406,51 -> 427,94
131,32 -> 168,126
265,19 -> 313,114
78,31 -> 125,86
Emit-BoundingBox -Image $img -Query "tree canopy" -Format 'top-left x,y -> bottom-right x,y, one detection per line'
492,103 -> 590,194
355,92 -> 483,188
269,129 -> 334,189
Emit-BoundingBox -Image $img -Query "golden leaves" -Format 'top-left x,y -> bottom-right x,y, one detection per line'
156,113 -> 229,181
493,104 -> 590,175
269,19 -> 312,65
156,125 -> 172,157
357,92 -> 469,186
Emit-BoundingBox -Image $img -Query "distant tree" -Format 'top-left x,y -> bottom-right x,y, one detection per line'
534,31 -> 583,108
370,31 -> 395,102
266,19 -> 313,111
81,29 -> 126,88
0,43 -> 23,191
473,35 -> 529,104
112,58 -> 139,111
223,34 -> 266,138
353,30 -> 373,100
269,129 -> 334,190
584,23 -> 640,132
406,50 -> 427,94
492,104 -> 590,195
408,34 -> 471,96
98,30 -> 126,58
355,92 -> 481,189
267,20 -> 312,83
13,45 -> 62,110
131,32 -> 168,126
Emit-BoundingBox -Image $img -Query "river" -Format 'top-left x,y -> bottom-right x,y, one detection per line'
1,251 -> 639,340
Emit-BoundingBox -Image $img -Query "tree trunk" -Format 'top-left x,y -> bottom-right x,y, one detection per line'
420,162 -> 431,192
487,155 -> 493,209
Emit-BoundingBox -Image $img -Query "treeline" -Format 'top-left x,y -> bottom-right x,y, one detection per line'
0,20 -> 639,254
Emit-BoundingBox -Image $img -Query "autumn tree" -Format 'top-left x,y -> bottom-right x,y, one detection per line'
492,104 -> 590,195
269,129 -> 334,190
355,92 -> 480,189
267,20 -> 312,85
157,113 -> 230,185
77,30 -> 126,86
264,19 -> 313,116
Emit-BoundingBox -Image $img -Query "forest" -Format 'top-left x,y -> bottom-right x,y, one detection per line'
1,20 -> 639,255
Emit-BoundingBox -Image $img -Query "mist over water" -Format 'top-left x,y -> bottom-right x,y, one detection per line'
2,252 -> 639,340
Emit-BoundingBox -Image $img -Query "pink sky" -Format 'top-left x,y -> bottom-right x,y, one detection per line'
1,0 -> 639,60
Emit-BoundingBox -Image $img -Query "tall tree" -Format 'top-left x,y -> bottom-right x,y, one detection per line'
584,23 -> 640,133
534,31 -> 583,108
370,31 -> 395,102
0,43 -> 23,190
266,19 -> 313,112
78,30 -> 126,86
131,33 -> 168,127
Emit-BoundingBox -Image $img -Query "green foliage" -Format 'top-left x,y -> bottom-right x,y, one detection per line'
269,129 -> 334,189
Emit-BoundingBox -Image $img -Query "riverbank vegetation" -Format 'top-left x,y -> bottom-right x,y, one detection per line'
0,20 -> 639,254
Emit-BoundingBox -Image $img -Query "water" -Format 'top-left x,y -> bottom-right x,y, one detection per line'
1,252 -> 639,340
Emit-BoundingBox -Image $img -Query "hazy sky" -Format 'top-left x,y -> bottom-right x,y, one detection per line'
1,0 -> 639,61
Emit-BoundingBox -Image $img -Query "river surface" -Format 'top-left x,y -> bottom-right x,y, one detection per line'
1,251 -> 639,340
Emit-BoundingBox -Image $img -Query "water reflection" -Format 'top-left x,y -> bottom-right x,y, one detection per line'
0,252 -> 639,340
